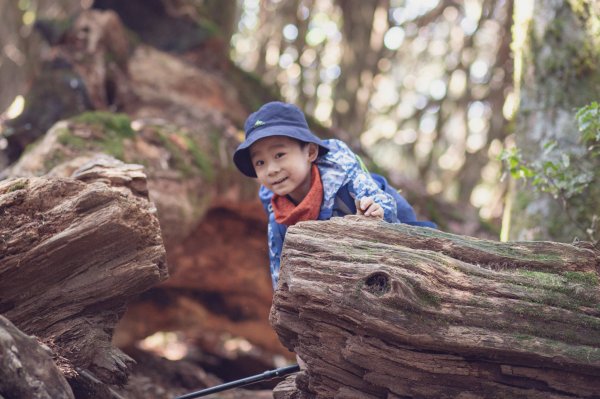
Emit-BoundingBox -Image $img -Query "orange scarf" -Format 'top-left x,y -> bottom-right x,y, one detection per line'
271,164 -> 323,226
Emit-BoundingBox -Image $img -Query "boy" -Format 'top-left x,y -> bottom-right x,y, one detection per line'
233,101 -> 435,290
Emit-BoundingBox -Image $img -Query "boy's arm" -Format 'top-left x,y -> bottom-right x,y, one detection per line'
266,218 -> 283,290
259,185 -> 273,215
348,172 -> 397,222
259,185 -> 285,290
332,142 -> 397,222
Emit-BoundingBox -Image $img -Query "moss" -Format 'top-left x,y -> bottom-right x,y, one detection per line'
563,271 -> 599,286
71,112 -> 134,138
60,112 -> 137,160
564,346 -> 600,363
58,130 -> 87,149
513,269 -> 599,310
44,151 -> 68,171
196,17 -> 220,37
7,180 -> 28,192
517,269 -> 599,289
417,288 -> 441,308
155,129 -> 217,180
512,304 -> 542,318
157,131 -> 193,177
185,136 -> 214,181
514,333 -> 534,341
517,270 -> 560,284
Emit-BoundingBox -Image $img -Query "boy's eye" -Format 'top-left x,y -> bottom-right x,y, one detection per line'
275,152 -> 285,159
254,160 -> 264,167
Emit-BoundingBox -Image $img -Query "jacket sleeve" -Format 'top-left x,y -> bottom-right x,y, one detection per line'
259,185 -> 285,290
332,141 -> 398,223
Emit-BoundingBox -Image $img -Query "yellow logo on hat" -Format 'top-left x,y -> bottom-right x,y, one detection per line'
254,120 -> 265,127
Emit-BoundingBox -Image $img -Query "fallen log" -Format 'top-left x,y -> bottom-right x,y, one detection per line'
0,156 -> 168,395
0,315 -> 74,399
270,216 -> 600,398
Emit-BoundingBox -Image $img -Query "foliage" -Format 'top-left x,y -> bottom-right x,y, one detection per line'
501,102 -> 600,243
576,101 -> 600,156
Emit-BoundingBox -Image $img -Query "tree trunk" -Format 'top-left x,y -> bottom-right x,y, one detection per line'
507,0 -> 600,242
271,216 -> 600,398
0,0 -> 29,114
0,155 -> 168,395
332,0 -> 389,146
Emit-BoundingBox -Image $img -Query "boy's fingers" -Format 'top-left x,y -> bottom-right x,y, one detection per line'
365,203 -> 384,218
357,197 -> 383,219
360,197 -> 374,211
355,199 -> 364,215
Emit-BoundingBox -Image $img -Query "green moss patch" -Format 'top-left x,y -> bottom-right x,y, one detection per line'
7,179 -> 28,193
514,269 -> 599,310
156,129 -> 214,180
56,112 -> 137,160
563,271 -> 599,286
71,112 -> 134,138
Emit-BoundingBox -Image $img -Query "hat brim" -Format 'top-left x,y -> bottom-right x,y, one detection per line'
233,125 -> 329,177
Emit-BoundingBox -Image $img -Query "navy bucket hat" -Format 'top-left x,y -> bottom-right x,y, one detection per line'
233,101 -> 330,177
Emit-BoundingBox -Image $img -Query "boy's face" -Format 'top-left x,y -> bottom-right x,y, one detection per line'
250,136 -> 318,203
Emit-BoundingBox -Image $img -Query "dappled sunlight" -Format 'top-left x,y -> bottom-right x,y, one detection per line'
4,95 -> 25,120
231,0 -> 515,234
138,331 -> 190,361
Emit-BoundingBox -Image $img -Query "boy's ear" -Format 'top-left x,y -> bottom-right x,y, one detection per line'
307,143 -> 319,162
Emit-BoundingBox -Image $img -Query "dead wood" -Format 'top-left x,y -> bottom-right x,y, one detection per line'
271,216 -> 600,398
0,156 -> 167,395
0,315 -> 74,399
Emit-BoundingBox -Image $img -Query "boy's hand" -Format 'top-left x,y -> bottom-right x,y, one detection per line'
356,197 -> 384,219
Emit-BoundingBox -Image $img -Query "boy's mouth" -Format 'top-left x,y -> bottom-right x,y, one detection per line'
272,177 -> 288,186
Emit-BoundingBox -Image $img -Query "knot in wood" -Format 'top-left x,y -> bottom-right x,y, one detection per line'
364,272 -> 391,296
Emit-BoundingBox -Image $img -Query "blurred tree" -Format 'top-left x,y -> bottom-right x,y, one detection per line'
3,0 -> 521,236
0,0 -> 82,168
93,0 -> 237,53
231,0 -> 514,233
505,0 -> 600,242
333,0 -> 390,147
0,0 -> 38,113
0,0 -> 84,111
370,0 -> 513,213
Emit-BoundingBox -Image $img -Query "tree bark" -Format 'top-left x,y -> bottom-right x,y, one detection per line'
0,155 -> 168,394
333,0 -> 389,145
507,0 -> 600,242
271,216 -> 600,398
0,315 -> 74,399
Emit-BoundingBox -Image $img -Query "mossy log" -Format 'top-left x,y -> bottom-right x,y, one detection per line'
270,216 -> 600,398
0,156 -> 167,396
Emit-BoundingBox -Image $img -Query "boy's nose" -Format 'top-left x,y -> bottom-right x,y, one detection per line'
267,163 -> 280,175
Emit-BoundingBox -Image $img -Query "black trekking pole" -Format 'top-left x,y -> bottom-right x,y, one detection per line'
174,364 -> 300,399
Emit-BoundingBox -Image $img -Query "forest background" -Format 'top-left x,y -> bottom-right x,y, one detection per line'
0,0 -> 599,397
1,0 -> 598,245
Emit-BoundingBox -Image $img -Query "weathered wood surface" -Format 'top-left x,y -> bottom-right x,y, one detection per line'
271,216 -> 600,398
2,6 -> 290,387
0,156 -> 168,395
0,315 -> 74,399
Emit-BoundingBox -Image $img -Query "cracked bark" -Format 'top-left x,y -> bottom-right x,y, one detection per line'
0,156 -> 168,396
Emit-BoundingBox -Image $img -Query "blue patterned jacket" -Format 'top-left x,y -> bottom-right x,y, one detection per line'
259,139 -> 434,289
